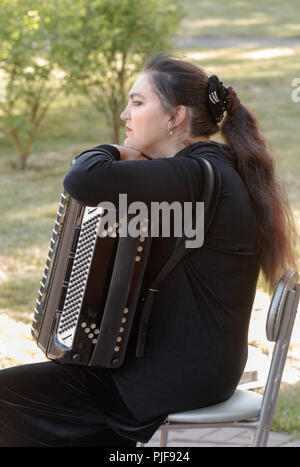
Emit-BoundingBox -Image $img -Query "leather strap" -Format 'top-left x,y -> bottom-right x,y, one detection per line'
135,156 -> 221,358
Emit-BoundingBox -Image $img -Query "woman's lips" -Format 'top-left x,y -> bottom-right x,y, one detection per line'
126,126 -> 133,133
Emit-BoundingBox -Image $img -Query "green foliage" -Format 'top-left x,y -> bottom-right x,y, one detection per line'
50,0 -> 183,143
0,0 -> 183,167
0,0 -> 64,169
273,383 -> 300,439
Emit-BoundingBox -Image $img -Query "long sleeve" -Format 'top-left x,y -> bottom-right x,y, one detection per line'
63,144 -> 202,208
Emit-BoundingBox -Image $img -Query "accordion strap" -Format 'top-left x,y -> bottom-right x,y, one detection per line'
135,156 -> 221,358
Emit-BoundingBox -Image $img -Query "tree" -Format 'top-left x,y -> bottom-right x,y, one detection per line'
0,0 -> 65,169
0,0 -> 184,168
51,0 -> 184,144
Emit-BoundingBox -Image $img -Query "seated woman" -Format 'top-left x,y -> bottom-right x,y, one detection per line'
0,52 -> 296,447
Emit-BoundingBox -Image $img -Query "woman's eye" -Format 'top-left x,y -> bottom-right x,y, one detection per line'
132,101 -> 142,106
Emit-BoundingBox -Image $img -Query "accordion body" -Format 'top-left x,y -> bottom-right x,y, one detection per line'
32,191 -> 152,368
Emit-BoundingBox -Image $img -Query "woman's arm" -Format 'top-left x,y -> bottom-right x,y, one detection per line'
111,144 -> 153,161
63,144 -> 202,208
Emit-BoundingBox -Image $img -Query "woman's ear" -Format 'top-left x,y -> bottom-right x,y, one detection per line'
169,106 -> 187,130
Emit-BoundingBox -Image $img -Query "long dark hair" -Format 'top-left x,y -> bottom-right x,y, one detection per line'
143,52 -> 298,290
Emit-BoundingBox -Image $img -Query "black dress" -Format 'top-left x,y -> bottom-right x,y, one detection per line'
0,141 -> 260,446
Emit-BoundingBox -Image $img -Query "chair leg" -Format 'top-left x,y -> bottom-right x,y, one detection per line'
252,424 -> 271,447
160,426 -> 169,446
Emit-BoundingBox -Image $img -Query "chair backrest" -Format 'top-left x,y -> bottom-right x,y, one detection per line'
253,270 -> 300,445
266,270 -> 299,341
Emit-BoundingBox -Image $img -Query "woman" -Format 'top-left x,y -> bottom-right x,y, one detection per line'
0,53 -> 296,447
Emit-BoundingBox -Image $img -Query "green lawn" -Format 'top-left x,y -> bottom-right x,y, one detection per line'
272,382 -> 300,439
179,0 -> 300,38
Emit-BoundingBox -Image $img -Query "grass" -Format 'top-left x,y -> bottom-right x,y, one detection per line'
272,382 -> 300,439
179,0 -> 300,38
0,0 -> 300,439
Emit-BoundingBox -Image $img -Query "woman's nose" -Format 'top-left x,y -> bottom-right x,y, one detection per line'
120,106 -> 130,121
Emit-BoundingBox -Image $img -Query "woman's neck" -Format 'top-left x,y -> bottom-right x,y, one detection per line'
160,134 -> 211,158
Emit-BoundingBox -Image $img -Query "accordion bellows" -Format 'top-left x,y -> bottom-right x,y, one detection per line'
32,191 -> 152,368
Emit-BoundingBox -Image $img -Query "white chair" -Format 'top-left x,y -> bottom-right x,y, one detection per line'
143,270 -> 300,447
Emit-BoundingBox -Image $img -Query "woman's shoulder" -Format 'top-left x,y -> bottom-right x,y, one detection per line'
175,140 -> 234,165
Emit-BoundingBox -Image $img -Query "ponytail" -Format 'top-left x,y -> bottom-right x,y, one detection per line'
221,103 -> 298,291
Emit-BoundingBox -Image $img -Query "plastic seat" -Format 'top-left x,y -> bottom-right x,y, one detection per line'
142,270 -> 300,447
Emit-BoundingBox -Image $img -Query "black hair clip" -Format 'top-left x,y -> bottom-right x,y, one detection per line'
208,75 -> 229,123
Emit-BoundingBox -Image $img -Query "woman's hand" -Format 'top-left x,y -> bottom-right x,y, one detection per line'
112,144 -> 151,161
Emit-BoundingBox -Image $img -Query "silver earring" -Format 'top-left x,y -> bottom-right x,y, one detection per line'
168,127 -> 174,135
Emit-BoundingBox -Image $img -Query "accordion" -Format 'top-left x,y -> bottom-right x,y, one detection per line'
32,153 -> 220,369
31,191 -> 152,368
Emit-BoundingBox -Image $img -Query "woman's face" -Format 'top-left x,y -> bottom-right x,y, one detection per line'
120,72 -> 171,157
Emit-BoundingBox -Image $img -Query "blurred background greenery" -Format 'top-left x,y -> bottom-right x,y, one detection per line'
0,0 -> 299,438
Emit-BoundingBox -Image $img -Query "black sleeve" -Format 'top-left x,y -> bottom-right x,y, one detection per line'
63,144 -> 202,208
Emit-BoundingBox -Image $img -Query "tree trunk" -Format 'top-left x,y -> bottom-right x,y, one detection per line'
16,137 -> 32,170
17,154 -> 28,170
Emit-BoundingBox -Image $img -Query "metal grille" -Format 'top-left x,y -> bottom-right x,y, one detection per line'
32,192 -> 68,336
56,209 -> 102,348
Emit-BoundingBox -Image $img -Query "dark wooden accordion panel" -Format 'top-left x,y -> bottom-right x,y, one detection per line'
31,192 -> 152,368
